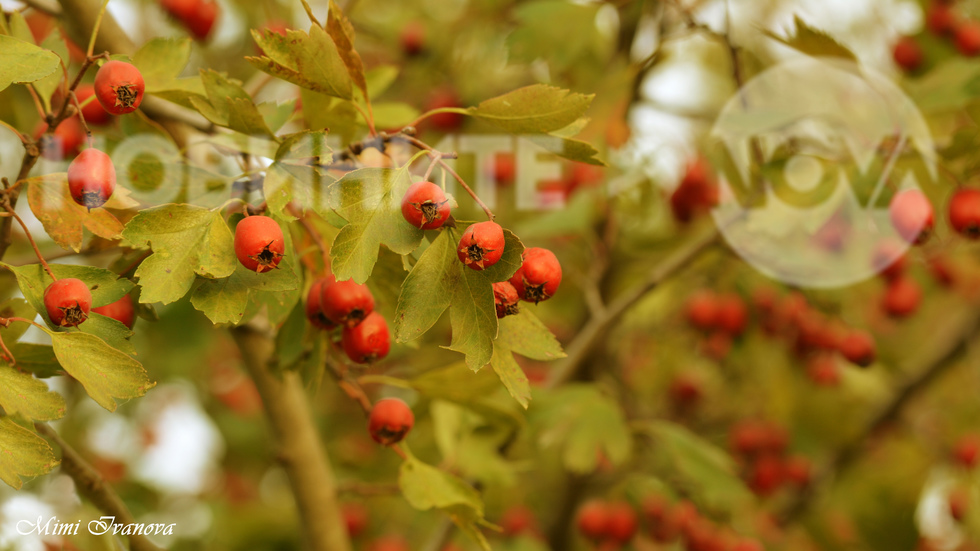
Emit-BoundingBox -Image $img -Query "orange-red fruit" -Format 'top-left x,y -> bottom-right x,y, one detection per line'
872,239 -> 908,282
956,22 -> 980,56
457,221 -> 505,270
426,89 -> 464,132
305,278 -> 337,330
320,278 -> 375,328
488,152 -> 516,186
367,397 -> 414,445
716,293 -> 748,336
807,355 -> 841,387
342,502 -> 369,538
670,373 -> 703,409
748,455 -> 785,496
670,157 -> 718,223
499,505 -> 537,537
67,148 -> 116,210
950,488 -> 969,522
686,291 -> 719,331
576,501 -> 610,541
44,278 -> 92,327
882,276 -> 922,318
838,329 -> 876,367
493,281 -> 520,319
94,60 -> 145,115
890,189 -> 933,244
92,294 -> 135,329
949,188 -> 980,238
643,495 -> 679,543
954,434 -> 980,469
784,456 -> 812,488
400,21 -> 425,55
927,3 -> 957,36
234,215 -> 285,273
75,84 -> 112,125
35,116 -> 86,159
342,311 -> 390,364
605,502 -> 638,544
185,0 -> 219,40
509,247 -> 561,303
401,181 -> 451,229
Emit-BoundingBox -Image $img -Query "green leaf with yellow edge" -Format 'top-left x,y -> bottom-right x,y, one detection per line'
247,26 -> 352,100
326,167 -> 427,283
0,366 -> 65,421
26,173 -> 125,252
50,331 -> 155,412
469,85 -> 594,134
0,35 -> 60,92
764,15 -> 857,61
0,418 -> 59,490
122,204 -> 236,305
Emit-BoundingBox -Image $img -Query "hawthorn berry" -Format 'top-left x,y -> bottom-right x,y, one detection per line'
457,221 -> 505,270
305,278 -> 337,330
234,215 -> 285,273
889,189 -> 934,244
92,294 -> 135,329
716,293 -> 748,336
320,278 -> 375,328
493,281 -> 520,319
748,454 -> 785,496
487,152 -> 516,186
67,148 -> 116,210
642,496 -> 678,543
576,501 -> 610,541
401,181 -> 451,229
44,278 -> 92,327
35,116 -> 86,159
341,502 -> 369,538
186,0 -> 218,41
400,21 -> 425,56
686,291 -> 719,331
94,61 -> 145,115
807,355 -> 841,387
509,247 -> 561,303
670,373 -> 703,409
949,188 -> 980,238
838,329 -> 876,367
784,456 -> 812,488
953,434 -> 980,468
426,89 -> 465,132
882,276 -> 922,318
950,488 -> 969,522
367,397 -> 414,445
75,84 -> 112,125
670,157 -> 718,223
956,22 -> 980,56
730,422 -> 769,457
499,505 -> 537,537
926,3 -> 957,35
605,502 -> 638,544
342,311 -> 390,364
872,239 -> 908,281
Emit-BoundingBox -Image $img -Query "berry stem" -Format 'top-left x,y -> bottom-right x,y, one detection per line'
351,103 -> 377,137
401,136 -> 495,220
1,193 -> 57,282
6,317 -> 51,332
0,331 -> 16,367
422,152 -> 441,182
86,0 -> 112,58
405,107 -> 467,131
0,120 -> 27,144
25,84 -> 47,121
287,203 -> 331,270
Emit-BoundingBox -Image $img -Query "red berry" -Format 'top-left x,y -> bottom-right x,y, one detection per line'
784,455 -> 812,488
509,247 -> 561,303
305,278 -> 337,330
400,21 -> 425,55
487,152 -> 516,186
730,422 -> 768,457
366,536 -> 410,551
493,281 -> 520,319
457,221 -> 505,270
341,502 -> 369,538
320,278 -> 375,328
576,501 -> 610,541
950,488 -> 969,522
234,215 -> 285,273
927,3 -> 957,36
928,255 -> 957,288
44,278 -> 92,327
949,188 -> 980,238
426,89 -> 464,132
94,60 -> 145,115
882,276 -> 922,318
605,502 -> 638,544
92,294 -> 135,329
642,496 -> 678,543
890,189 -> 933,244
956,21 -> 980,56
702,331 -> 733,360
35,116 -> 86,159
401,181 -> 451,229
872,239 -> 908,281
342,311 -> 390,364
838,329 -> 876,367
807,355 -> 841,387
670,501 -> 700,540
953,434 -> 980,468
67,148 -> 116,210
184,0 -> 218,41
716,293 -> 748,336
75,84 -> 112,125
499,505 -> 537,537
670,373 -> 703,409
367,397 -> 414,445
686,291 -> 719,331
670,158 -> 718,223
748,455 -> 785,496
160,0 -> 196,21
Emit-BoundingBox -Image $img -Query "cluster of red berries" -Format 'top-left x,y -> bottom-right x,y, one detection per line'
160,0 -> 218,40
642,496 -> 764,551
684,290 -> 747,360
575,500 -> 638,549
671,157 -> 719,224
43,278 -> 135,329
303,272 -> 391,365
894,0 -> 980,71
729,420 -> 812,497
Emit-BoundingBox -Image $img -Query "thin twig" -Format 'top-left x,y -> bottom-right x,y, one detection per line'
400,136 -> 495,220
85,0 -> 112,57
2,191 -> 56,281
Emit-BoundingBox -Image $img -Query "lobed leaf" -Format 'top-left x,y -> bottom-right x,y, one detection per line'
0,418 -> 59,490
50,331 -> 155,412
0,35 -> 60,92
26,173 -> 126,253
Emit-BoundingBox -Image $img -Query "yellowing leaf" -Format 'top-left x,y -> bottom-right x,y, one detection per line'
0,418 -> 59,490
764,15 -> 857,62
26,173 -> 125,252
0,366 -> 66,421
247,26 -> 352,100
0,35 -> 60,92
471,85 -> 594,134
51,331 -> 155,412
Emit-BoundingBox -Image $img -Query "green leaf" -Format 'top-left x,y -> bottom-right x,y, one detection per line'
489,310 -> 565,408
489,346 -> 531,409
247,26 -> 352,100
2,263 -> 134,328
26,173 -> 126,253
0,366 -> 66,421
399,454 -> 491,550
325,0 -> 367,98
7,344 -> 61,378
523,135 -> 605,166
263,162 -> 333,219
0,298 -> 37,343
133,37 -> 200,95
764,15 -> 857,62
33,31 -> 69,113
122,204 -> 236,305
0,418 -> 59,490
369,102 -> 419,129
50,331 -> 155,412
447,268 -> 498,370
470,85 -> 594,134
189,70 -> 274,138
0,35 -> 60,92
326,168 -> 425,283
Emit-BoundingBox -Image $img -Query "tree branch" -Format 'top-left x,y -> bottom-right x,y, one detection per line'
35,423 -> 165,551
231,326 -> 353,551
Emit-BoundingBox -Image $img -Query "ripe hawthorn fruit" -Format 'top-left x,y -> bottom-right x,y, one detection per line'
44,278 -> 92,327
401,181 -> 451,229
882,276 -> 922,318
872,239 -> 908,281
926,3 -> 957,35
341,502 -> 369,538
509,247 -> 562,303
487,152 -> 516,186
748,454 -> 785,496
320,277 -> 374,328
92,294 -> 135,329
457,221 -> 505,270
234,215 -> 285,273
807,355 -> 841,387
950,488 -> 969,522
838,329 -> 876,367
686,291 -> 719,331
605,502 -> 638,544
499,505 -> 537,537
493,281 -> 520,319
889,189 -> 934,244
426,89 -> 464,132
949,188 -> 980,238
953,434 -> 980,468
305,278 -> 337,330
184,0 -> 219,41
670,157 -> 718,223
716,293 -> 748,336
576,501 -> 610,541
784,455 -> 812,488
67,148 -> 116,210
342,311 -> 390,364
956,22 -> 980,56
94,60 -> 145,115
670,373 -> 703,409
367,397 -> 414,445
75,84 -> 112,126
35,116 -> 86,159
400,21 -> 425,56
642,495 -> 678,543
